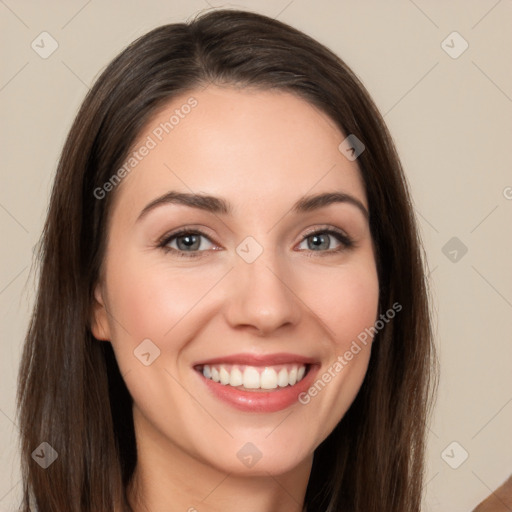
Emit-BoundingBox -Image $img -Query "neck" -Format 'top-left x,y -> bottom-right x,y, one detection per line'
127,410 -> 311,512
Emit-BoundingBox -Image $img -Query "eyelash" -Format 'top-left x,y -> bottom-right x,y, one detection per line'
157,226 -> 355,259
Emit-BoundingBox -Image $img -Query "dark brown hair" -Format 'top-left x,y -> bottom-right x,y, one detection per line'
17,9 -> 437,512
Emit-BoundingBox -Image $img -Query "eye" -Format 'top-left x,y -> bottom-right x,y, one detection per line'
296,228 -> 354,254
157,226 -> 354,258
159,229 -> 217,257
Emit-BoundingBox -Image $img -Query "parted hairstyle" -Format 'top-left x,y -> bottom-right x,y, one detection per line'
17,8 -> 437,512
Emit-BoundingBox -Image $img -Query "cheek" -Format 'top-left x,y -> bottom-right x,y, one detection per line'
304,259 -> 380,347
104,252 -> 224,347
330,275 -> 379,342
297,259 -> 379,441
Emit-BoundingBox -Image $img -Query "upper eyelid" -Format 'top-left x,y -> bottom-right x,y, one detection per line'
175,231 -> 214,244
301,225 -> 349,238
159,227 -> 219,248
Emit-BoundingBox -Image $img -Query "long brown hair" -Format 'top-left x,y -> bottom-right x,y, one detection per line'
17,9 -> 437,512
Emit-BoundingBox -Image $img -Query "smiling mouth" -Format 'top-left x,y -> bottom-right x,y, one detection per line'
195,363 -> 310,391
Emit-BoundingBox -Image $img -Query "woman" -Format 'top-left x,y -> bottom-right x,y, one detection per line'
17,9 -> 437,512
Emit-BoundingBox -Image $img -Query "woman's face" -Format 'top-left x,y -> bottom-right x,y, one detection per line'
92,86 -> 379,476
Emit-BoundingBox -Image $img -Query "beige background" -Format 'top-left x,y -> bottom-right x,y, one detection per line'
1,1 -> 511,510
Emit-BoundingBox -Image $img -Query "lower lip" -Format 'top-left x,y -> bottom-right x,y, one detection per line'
196,365 -> 319,413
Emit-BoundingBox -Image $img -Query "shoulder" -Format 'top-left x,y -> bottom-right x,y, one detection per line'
472,475 -> 512,512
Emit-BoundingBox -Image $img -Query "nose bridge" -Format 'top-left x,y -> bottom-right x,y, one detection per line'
225,244 -> 301,334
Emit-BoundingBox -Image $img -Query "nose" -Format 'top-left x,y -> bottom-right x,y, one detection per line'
224,255 -> 302,336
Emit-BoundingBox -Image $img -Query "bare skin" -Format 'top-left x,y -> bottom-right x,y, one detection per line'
91,86 -> 379,512
473,476 -> 512,512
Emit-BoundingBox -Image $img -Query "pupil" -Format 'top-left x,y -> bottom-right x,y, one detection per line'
178,234 -> 199,250
309,234 -> 329,250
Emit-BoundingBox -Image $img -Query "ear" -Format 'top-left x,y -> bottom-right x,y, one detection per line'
90,282 -> 111,341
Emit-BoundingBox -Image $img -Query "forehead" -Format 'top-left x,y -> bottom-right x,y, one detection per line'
111,85 -> 367,218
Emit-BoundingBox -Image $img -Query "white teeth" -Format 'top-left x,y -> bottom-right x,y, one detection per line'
277,368 -> 289,387
289,366 -> 298,385
201,363 -> 307,389
243,367 -> 260,389
219,366 -> 230,385
260,367 -> 278,389
230,367 -> 243,387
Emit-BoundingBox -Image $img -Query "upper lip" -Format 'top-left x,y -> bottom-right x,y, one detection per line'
193,352 -> 318,368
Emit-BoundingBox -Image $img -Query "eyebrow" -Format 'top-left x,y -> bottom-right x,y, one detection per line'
136,190 -> 369,222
